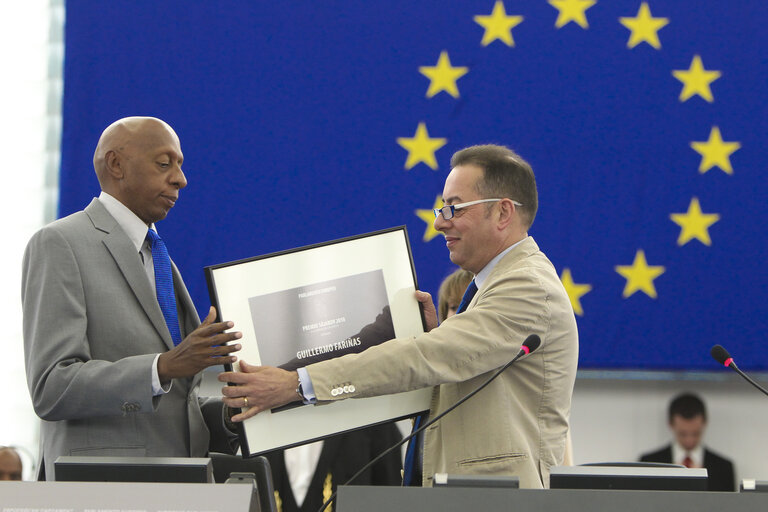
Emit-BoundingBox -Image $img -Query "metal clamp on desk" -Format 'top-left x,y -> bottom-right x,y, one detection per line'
433,473 -> 520,488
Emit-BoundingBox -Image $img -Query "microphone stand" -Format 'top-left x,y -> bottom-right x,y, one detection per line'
727,362 -> 768,398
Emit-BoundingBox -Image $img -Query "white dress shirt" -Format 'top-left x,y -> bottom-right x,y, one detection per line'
98,191 -> 171,396
672,441 -> 704,468
284,440 -> 325,506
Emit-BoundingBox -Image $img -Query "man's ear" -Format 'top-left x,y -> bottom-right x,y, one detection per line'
496,198 -> 516,230
104,150 -> 124,179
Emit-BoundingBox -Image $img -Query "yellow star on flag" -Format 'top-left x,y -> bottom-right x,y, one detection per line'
690,126 -> 741,174
396,122 -> 447,170
474,0 -> 524,47
415,196 -> 443,242
560,268 -> 592,316
672,55 -> 721,103
419,51 -> 469,99
615,250 -> 665,299
619,2 -> 669,49
548,0 -> 596,29
670,198 -> 720,247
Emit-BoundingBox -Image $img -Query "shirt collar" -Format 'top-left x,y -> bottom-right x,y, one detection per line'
98,191 -> 156,252
672,441 -> 704,467
474,236 -> 528,289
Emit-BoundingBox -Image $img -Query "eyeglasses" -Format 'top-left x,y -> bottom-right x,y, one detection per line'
433,198 -> 522,220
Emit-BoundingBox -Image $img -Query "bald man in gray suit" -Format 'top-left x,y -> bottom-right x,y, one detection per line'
22,117 -> 242,480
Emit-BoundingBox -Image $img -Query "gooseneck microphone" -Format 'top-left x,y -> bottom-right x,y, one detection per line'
710,344 -> 768,398
316,334 -> 542,512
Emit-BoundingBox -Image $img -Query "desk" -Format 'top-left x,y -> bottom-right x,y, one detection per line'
337,486 -> 767,512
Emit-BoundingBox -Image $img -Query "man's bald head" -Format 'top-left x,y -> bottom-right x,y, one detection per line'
93,116 -> 187,225
0,446 -> 22,480
93,117 -> 178,186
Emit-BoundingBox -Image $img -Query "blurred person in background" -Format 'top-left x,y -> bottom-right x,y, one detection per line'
437,268 -> 473,322
640,392 -> 734,491
0,446 -> 23,481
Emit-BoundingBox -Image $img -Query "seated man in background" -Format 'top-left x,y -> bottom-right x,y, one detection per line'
0,446 -> 23,481
640,392 -> 735,491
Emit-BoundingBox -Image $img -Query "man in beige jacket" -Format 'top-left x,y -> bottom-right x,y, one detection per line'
220,144 -> 578,488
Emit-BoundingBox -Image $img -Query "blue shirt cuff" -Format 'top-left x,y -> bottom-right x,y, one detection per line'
297,367 -> 317,404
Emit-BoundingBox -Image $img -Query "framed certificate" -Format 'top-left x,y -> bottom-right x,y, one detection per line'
205,226 -> 431,456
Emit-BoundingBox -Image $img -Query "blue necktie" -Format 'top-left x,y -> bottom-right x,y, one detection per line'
402,279 -> 478,486
455,279 -> 478,314
146,229 -> 182,346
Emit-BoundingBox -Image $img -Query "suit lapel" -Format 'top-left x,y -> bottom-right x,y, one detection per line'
85,199 -> 175,350
662,445 -> 673,463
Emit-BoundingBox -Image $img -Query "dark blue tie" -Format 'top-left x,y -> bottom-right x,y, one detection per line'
402,279 -> 478,486
456,279 -> 478,314
146,229 -> 182,346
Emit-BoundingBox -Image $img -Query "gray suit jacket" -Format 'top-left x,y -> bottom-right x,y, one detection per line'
307,237 -> 578,488
22,198 -> 211,480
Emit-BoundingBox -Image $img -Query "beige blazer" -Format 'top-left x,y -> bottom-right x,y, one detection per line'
307,237 -> 578,488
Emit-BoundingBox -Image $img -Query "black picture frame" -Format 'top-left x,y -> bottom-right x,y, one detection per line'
205,226 -> 431,456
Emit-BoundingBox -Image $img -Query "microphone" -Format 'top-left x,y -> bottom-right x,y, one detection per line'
317,334 -> 541,512
519,334 -> 541,355
710,344 -> 768,398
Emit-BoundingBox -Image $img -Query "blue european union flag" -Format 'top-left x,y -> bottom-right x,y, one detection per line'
60,1 -> 768,370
